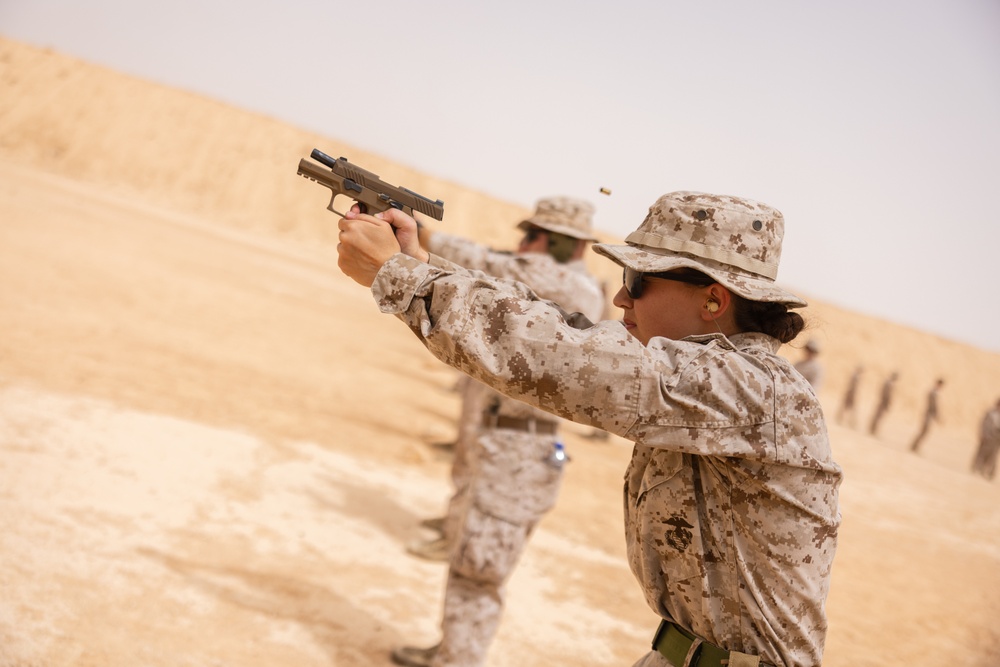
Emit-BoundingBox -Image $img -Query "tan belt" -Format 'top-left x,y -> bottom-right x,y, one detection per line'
652,620 -> 767,667
481,414 -> 558,435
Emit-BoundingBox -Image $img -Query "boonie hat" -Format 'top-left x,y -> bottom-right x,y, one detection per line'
517,196 -> 597,241
593,191 -> 806,307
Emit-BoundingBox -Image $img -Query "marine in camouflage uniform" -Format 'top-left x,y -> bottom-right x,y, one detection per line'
408,373 -> 489,559
909,378 -> 945,453
792,339 -> 824,393
971,398 -> 1000,480
868,371 -> 898,436
340,191 -> 842,667
394,198 -> 606,667
836,365 -> 864,428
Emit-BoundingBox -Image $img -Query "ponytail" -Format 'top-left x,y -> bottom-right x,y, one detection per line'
732,295 -> 805,344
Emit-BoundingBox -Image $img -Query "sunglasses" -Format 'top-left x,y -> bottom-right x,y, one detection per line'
622,267 -> 715,299
521,228 -> 548,244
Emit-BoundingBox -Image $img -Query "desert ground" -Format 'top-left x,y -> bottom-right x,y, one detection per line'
1,38 -> 999,666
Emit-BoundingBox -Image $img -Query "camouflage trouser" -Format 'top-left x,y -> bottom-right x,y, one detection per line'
909,416 -> 933,452
433,427 -> 563,667
869,403 -> 889,435
972,437 -> 999,479
443,378 -> 489,543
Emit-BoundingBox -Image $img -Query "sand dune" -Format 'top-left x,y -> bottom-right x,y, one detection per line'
1,37 -> 998,666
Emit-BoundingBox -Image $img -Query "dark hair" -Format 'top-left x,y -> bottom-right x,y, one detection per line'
731,294 -> 805,343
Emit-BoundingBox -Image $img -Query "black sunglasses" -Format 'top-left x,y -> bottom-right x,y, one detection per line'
522,228 -> 548,244
622,267 -> 715,299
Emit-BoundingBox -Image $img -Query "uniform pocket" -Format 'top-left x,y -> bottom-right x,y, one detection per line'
451,504 -> 533,583
636,448 -> 684,498
472,429 -> 564,524
630,449 -> 705,588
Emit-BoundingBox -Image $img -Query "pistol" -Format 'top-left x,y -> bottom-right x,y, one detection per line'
297,149 -> 444,221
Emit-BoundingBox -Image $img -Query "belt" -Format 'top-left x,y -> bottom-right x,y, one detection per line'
481,414 -> 558,435
652,620 -> 766,667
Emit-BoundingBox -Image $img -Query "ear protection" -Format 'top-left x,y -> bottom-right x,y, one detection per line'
706,300 -> 719,313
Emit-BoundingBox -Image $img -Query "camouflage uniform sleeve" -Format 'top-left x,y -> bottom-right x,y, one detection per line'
371,255 -> 824,462
427,232 -> 514,274
519,255 -> 607,324
372,254 -> 640,434
429,233 -> 607,323
426,252 -> 463,272
428,243 -> 606,422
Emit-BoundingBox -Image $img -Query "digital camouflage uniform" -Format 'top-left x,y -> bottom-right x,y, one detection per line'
971,401 -> 1000,480
868,373 -> 898,436
426,373 -> 489,548
373,192 -> 842,667
429,232 -> 606,545
422,202 -> 606,667
792,341 -> 823,394
909,381 -> 943,453
836,366 -> 863,428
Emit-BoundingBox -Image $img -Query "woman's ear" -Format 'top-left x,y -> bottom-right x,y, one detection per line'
702,285 -> 732,321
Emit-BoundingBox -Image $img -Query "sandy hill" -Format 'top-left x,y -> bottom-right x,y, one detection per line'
1,36 -> 998,667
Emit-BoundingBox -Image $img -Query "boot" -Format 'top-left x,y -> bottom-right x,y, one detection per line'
391,643 -> 440,667
406,536 -> 451,562
419,516 -> 446,534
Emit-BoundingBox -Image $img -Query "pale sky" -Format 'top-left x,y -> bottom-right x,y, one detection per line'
3,0 -> 999,351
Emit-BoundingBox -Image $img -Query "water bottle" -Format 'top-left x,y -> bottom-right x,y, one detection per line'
546,441 -> 568,468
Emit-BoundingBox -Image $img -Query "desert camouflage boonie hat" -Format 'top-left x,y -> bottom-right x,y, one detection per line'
517,196 -> 598,241
593,191 -> 806,307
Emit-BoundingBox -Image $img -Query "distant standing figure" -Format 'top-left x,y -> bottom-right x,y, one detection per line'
794,338 -> 824,392
910,378 -> 945,453
837,365 -> 864,428
971,398 -> 1000,480
869,372 -> 899,436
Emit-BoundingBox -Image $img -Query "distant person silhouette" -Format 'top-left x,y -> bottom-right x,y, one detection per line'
793,338 -> 824,392
910,378 -> 945,453
836,365 -> 864,428
869,371 -> 898,436
971,398 -> 1000,480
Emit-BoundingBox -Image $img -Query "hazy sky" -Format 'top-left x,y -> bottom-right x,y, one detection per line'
3,1 -> 999,351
